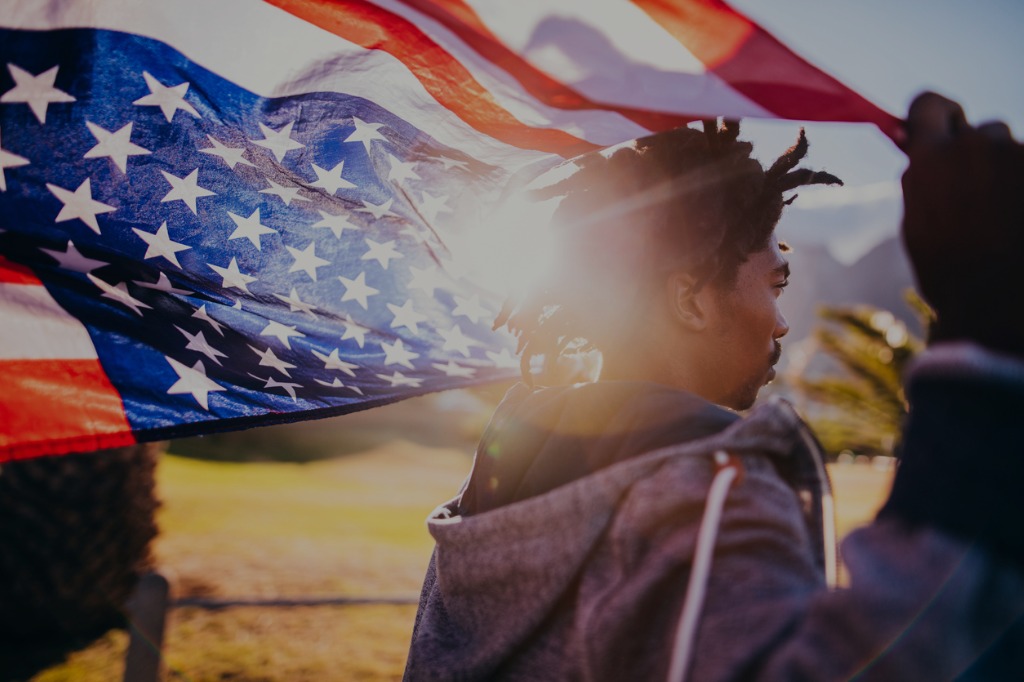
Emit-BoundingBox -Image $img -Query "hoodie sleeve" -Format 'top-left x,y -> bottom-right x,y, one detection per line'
878,342 -> 1024,566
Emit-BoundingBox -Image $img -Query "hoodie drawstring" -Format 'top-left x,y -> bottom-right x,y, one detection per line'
666,450 -> 743,682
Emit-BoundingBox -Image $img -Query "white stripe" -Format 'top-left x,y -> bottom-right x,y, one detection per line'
0,282 -> 98,360
371,0 -> 652,145
464,0 -> 772,119
2,0 -> 549,170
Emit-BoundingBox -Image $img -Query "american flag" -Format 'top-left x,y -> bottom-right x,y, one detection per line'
0,0 -> 897,460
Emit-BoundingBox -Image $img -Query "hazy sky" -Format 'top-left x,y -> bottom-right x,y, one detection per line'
728,0 -> 1024,187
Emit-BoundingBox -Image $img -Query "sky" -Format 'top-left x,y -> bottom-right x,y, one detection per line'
722,0 -> 1024,261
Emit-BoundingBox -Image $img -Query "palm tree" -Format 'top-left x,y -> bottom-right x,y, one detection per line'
783,297 -> 926,459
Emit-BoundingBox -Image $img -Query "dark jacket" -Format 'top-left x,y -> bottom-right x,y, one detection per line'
405,344 -> 1024,681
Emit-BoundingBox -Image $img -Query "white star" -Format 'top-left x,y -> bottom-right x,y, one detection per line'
193,304 -> 225,336
418,190 -> 452,223
344,117 -> 386,152
387,299 -> 427,335
376,370 -> 422,388
361,238 -> 403,269
46,178 -> 115,234
356,198 -> 397,220
227,208 -> 277,249
175,325 -> 227,365
452,294 -> 492,325
249,344 -> 296,377
259,178 -> 303,206
83,121 -> 150,173
407,264 -> 450,297
309,160 -> 356,194
1,64 -> 75,124
40,240 -> 106,273
260,320 -> 305,349
312,209 -> 360,238
386,154 -> 420,184
341,314 -> 370,348
287,241 -> 330,281
314,377 -> 364,394
381,338 -> 419,369
87,273 -> 151,316
311,348 -> 358,377
438,156 -> 469,171
166,357 -> 224,410
273,288 -> 318,317
232,299 -> 243,310
0,126 -> 30,191
161,169 -> 215,214
209,257 -> 257,293
250,374 -> 303,400
133,221 -> 190,268
199,135 -> 253,169
487,347 -> 519,369
438,324 -> 481,357
252,121 -> 304,162
338,272 -> 379,309
432,360 -> 476,378
134,272 -> 193,295
133,71 -> 200,122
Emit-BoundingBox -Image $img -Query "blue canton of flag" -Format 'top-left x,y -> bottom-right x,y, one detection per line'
0,27 -> 523,454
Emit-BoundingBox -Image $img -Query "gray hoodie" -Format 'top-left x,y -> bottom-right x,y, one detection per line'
406,373 -> 1024,681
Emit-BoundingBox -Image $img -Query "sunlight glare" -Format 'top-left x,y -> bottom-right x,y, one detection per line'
445,185 -> 564,304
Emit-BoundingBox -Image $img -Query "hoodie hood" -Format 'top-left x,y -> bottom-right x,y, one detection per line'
406,383 -> 832,680
460,381 -> 739,515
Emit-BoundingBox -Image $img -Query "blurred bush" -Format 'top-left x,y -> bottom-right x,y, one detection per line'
171,382 -> 515,462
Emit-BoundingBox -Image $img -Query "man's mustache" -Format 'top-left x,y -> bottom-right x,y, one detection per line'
770,341 -> 783,366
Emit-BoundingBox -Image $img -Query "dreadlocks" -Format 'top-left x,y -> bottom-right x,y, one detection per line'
495,120 -> 842,382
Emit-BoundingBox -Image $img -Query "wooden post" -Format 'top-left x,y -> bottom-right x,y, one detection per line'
123,572 -> 170,682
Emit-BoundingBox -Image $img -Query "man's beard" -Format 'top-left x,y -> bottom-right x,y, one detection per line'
769,341 -> 783,368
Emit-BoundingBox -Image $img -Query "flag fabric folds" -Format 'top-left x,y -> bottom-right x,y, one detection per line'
0,0 -> 898,460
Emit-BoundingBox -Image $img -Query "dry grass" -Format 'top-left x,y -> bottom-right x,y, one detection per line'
30,444 -> 892,681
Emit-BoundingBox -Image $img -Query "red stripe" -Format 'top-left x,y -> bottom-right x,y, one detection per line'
0,255 -> 41,285
266,0 -> 599,157
631,0 -> 902,140
0,359 -> 134,461
394,0 -> 697,133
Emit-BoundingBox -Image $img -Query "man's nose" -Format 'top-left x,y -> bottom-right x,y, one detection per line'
775,312 -> 790,339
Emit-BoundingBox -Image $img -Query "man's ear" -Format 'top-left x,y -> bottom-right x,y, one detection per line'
666,271 -> 708,332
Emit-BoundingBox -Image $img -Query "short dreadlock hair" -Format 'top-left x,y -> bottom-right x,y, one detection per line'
496,120 -> 842,381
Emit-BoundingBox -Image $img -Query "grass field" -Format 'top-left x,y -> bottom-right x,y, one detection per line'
31,441 -> 893,682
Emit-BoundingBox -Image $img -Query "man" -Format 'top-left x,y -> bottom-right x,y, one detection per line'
404,94 -> 1024,681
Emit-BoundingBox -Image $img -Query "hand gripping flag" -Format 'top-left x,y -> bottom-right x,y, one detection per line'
0,0 -> 898,460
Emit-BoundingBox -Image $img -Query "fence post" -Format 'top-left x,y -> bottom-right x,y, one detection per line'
123,572 -> 170,682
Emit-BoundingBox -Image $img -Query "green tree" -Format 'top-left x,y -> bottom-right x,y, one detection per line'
784,297 -> 927,459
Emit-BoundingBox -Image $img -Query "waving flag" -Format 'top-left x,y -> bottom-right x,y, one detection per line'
0,0 -> 897,460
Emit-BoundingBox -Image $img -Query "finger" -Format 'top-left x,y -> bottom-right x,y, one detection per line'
905,91 -> 970,154
977,120 -> 1014,142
